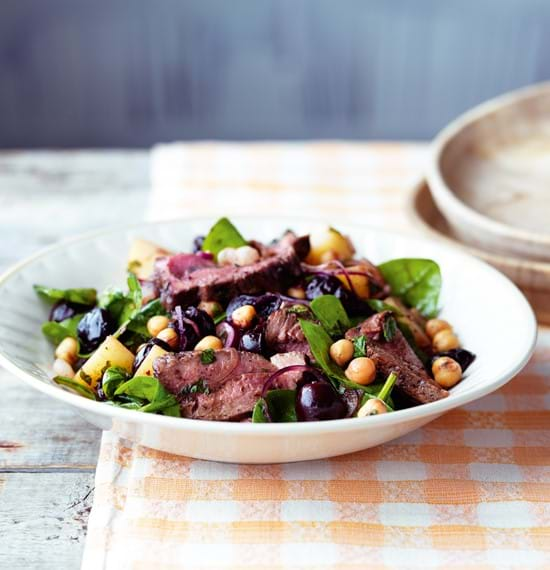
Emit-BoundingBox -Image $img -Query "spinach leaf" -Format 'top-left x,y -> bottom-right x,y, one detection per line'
98,288 -> 128,321
299,319 -> 373,392
41,314 -> 83,345
367,299 -> 404,316
352,335 -> 367,358
213,311 -> 227,325
310,295 -> 351,337
34,284 -> 97,306
201,217 -> 247,259
115,376 -> 181,416
53,376 -> 97,400
378,258 -> 441,318
200,349 -> 216,364
101,366 -> 130,399
252,389 -> 297,423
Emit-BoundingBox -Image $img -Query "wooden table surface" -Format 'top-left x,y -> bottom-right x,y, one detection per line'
0,150 -> 150,569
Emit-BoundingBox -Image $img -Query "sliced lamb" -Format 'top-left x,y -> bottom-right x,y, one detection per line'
153,348 -> 303,421
270,351 -> 309,389
154,233 -> 309,310
265,307 -> 311,356
345,311 -> 448,404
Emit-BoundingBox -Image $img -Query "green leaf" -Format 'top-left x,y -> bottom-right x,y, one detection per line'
200,349 -> 216,364
119,273 -> 143,323
34,285 -> 97,306
53,376 -> 96,400
382,316 -> 397,342
117,299 -> 168,351
213,311 -> 227,325
352,335 -> 367,358
41,314 -> 83,345
299,319 -> 372,392
201,217 -> 247,259
310,295 -> 351,337
252,399 -> 269,423
252,390 -> 297,423
98,288 -> 128,321
378,258 -> 441,318
114,375 -> 181,417
101,366 -> 130,399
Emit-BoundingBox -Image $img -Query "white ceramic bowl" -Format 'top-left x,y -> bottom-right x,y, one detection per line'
0,217 -> 537,463
428,82 -> 550,261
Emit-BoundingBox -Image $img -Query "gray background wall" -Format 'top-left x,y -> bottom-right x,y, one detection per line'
1,0 -> 549,147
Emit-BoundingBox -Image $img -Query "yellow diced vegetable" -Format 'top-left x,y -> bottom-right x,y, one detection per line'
127,239 -> 172,279
76,336 -> 134,389
133,344 -> 168,377
306,227 -> 354,265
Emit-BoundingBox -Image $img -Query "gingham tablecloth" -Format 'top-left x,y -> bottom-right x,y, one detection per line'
82,142 -> 550,570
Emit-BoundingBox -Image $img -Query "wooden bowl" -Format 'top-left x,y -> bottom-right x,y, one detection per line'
409,179 -> 550,325
427,82 -> 550,262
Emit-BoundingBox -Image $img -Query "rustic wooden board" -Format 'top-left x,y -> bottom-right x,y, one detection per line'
0,150 -> 149,568
0,472 -> 95,570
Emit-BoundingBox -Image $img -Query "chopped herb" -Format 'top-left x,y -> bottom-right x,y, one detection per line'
179,378 -> 210,396
352,335 -> 367,358
382,316 -> 397,342
200,349 -> 216,365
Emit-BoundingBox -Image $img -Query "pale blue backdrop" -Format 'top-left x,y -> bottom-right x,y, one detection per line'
1,0 -> 549,147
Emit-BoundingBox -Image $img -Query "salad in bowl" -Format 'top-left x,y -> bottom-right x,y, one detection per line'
35,218 -> 475,424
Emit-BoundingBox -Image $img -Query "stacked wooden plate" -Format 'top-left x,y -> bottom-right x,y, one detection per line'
410,82 -> 550,324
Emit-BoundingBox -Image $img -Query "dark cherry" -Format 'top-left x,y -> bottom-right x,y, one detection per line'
76,307 -> 115,353
295,381 -> 347,421
432,348 -> 476,372
239,326 -> 265,354
304,275 -> 372,317
182,306 -> 215,337
192,235 -> 205,253
226,294 -> 282,319
49,301 -> 92,323
132,337 -> 173,374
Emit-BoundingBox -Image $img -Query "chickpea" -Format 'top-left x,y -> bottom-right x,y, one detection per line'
357,398 -> 388,417
231,304 -> 257,329
53,357 -> 75,378
217,247 -> 238,266
432,356 -> 462,388
329,339 -> 354,367
432,329 -> 460,352
147,315 -> 170,337
198,300 -> 223,318
345,357 -> 377,385
425,318 -> 452,339
287,286 -> 306,300
195,335 -> 223,351
157,327 -> 179,348
235,245 -> 260,266
55,337 -> 78,365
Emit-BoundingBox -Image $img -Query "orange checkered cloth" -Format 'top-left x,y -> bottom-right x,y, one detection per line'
82,143 -> 550,569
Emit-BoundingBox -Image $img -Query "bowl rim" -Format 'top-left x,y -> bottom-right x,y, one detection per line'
427,81 -> 550,250
0,215 -> 538,436
408,178 -> 550,277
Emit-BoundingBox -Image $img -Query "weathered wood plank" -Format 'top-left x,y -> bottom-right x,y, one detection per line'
0,471 -> 95,570
0,370 -> 101,469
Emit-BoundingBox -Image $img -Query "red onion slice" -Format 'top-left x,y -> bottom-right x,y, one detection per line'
216,321 -> 238,348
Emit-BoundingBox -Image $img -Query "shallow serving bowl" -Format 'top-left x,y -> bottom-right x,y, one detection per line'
0,217 -> 537,463
428,82 -> 550,261
409,180 -> 550,325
